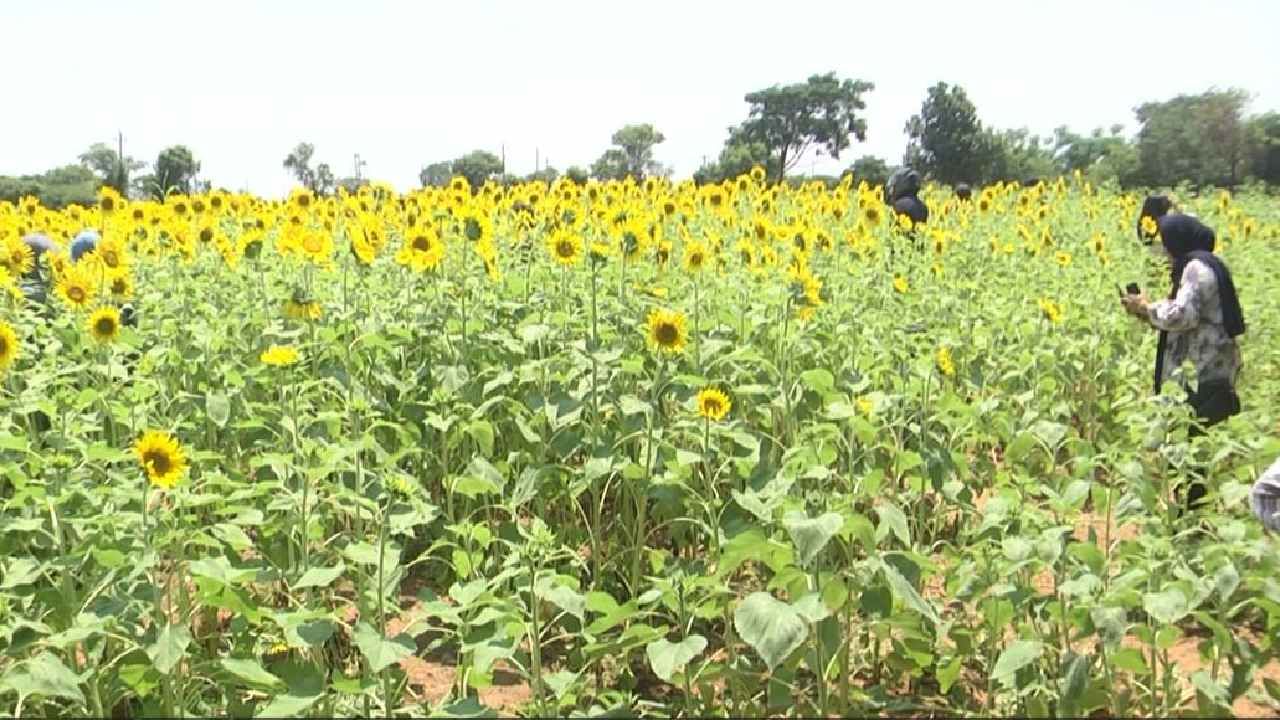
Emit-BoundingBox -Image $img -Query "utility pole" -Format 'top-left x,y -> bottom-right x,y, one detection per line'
353,153 -> 366,181
501,144 -> 506,175
535,148 -> 540,175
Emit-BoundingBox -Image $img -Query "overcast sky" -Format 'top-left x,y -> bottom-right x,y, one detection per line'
4,0 -> 1277,197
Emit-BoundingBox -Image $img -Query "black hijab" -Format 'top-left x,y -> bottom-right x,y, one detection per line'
1137,194 -> 1173,241
1151,214 -> 1246,393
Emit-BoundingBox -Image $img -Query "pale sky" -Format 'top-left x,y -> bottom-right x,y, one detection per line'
4,0 -> 1277,197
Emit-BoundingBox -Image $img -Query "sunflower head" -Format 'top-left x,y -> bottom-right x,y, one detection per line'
0,321 -> 19,372
696,387 -> 731,421
645,308 -> 687,355
87,306 -> 121,344
547,231 -> 582,267
936,346 -> 956,378
892,275 -> 909,295
133,430 -> 188,489
56,266 -> 98,310
260,345 -> 300,367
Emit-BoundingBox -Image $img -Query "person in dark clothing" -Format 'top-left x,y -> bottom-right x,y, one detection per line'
954,183 -> 972,201
886,168 -> 928,226
1121,214 -> 1246,513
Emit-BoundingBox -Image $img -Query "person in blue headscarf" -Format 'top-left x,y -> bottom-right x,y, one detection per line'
885,168 -> 929,227
69,229 -> 101,263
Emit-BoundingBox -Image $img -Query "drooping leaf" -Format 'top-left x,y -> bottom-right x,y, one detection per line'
353,622 -> 415,673
733,592 -> 807,671
645,635 -> 707,683
783,511 -> 843,567
147,623 -> 192,675
992,640 -> 1043,684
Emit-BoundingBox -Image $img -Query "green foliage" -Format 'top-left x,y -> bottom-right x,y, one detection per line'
591,124 -> 667,181
136,145 -> 201,199
733,72 -> 874,181
419,161 -> 453,188
450,150 -> 504,188
0,164 -> 99,208
904,82 -> 990,185
1134,88 -> 1253,188
845,155 -> 892,189
78,142 -> 144,196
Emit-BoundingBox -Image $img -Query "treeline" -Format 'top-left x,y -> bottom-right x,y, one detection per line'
5,76 -> 1277,208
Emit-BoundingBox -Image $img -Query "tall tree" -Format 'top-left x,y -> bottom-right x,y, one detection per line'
903,82 -> 990,185
135,145 -> 200,199
1133,88 -> 1252,187
79,142 -> 144,197
591,124 -> 666,180
983,128 -> 1057,183
283,143 -> 317,190
734,72 -> 874,181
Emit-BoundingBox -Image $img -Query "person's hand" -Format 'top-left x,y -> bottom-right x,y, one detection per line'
1120,291 -> 1150,318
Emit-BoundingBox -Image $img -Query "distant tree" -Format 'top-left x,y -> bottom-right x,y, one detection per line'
845,155 -> 892,189
1247,112 -> 1280,184
313,163 -> 335,196
1133,88 -> 1252,187
590,124 -> 666,181
419,161 -> 453,187
79,142 -> 144,197
525,166 -> 560,183
984,128 -> 1057,183
450,150 -> 503,188
283,142 -> 323,193
135,145 -> 200,199
590,149 -> 629,181
563,166 -> 589,184
734,72 -> 874,181
693,135 -> 775,184
903,82 -> 991,185
1,165 -> 99,208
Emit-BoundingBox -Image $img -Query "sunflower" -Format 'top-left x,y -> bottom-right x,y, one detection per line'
1140,215 -> 1159,239
394,225 -> 445,272
645,308 -> 687,355
863,204 -> 883,225
0,321 -> 19,372
261,345 -> 300,367
1038,298 -> 1064,325
133,430 -> 188,489
683,240 -> 708,273
299,229 -> 334,264
98,186 -> 124,214
87,306 -> 122,344
56,265 -> 98,310
1055,251 -> 1072,268
2,237 -> 34,276
855,395 -> 874,416
892,275 -> 909,295
547,230 -> 582,267
96,236 -> 130,274
283,300 -> 323,321
108,273 -> 135,300
936,346 -> 956,378
696,387 -> 731,421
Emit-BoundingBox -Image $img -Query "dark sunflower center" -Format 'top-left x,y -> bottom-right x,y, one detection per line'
112,279 -> 126,294
103,251 -> 120,267
175,203 -> 187,215
655,323 -> 678,345
133,209 -> 145,221
200,229 -> 213,243
556,240 -> 575,258
704,398 -> 723,414
690,252 -> 703,266
298,195 -> 311,208
143,450 -> 171,474
102,197 -> 115,212
411,235 -> 431,252
68,287 -> 86,303
95,317 -> 116,335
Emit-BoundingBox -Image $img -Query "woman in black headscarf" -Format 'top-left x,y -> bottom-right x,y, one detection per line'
886,168 -> 929,226
1121,213 -> 1246,511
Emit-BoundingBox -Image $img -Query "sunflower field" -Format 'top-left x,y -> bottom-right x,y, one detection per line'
1,173 -> 1278,718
